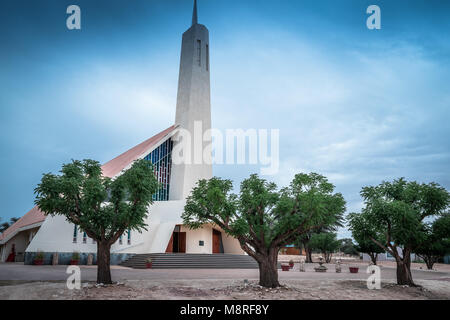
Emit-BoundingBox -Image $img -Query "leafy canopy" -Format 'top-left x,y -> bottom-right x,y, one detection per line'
0,217 -> 20,233
35,159 -> 158,243
183,173 -> 346,256
352,178 -> 449,254
347,212 -> 385,255
339,238 -> 360,256
415,213 -> 450,258
309,232 -> 340,253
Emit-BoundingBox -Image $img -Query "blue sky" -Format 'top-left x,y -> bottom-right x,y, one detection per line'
1,0 -> 449,238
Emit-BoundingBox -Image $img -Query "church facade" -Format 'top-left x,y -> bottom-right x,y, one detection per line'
0,1 -> 245,264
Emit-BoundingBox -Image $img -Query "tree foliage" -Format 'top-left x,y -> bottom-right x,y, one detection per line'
339,238 -> 359,256
291,175 -> 345,263
0,217 -> 20,233
35,159 -> 158,283
348,212 -> 385,264
414,213 -> 450,270
350,178 -> 449,285
309,232 -> 340,263
183,173 -> 346,288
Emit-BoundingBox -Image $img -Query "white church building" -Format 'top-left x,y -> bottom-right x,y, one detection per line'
0,1 -> 246,265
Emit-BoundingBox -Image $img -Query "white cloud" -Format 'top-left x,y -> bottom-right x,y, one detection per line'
57,27 -> 450,240
210,29 -> 450,241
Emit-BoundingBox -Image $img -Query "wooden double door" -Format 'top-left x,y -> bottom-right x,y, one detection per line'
165,227 -> 223,254
213,229 -> 223,254
166,228 -> 186,253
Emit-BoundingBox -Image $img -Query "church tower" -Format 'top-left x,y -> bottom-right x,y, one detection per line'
170,0 -> 213,200
16,0 -> 248,260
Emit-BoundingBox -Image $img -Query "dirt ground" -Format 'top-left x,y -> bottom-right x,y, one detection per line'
278,254 -> 450,273
1,278 -> 449,300
1,256 -> 449,300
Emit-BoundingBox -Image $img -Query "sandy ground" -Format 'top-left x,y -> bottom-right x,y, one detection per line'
1,257 -> 449,300
1,278 -> 449,300
279,255 -> 450,273
2,262 -> 449,282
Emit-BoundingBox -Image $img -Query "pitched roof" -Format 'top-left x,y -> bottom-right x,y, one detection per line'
101,125 -> 177,178
0,206 -> 45,243
0,126 -> 177,243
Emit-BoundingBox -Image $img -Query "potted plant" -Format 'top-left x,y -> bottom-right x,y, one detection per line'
33,251 -> 44,265
289,259 -> 295,269
70,251 -> 80,265
146,258 -> 153,269
281,263 -> 290,271
349,266 -> 359,273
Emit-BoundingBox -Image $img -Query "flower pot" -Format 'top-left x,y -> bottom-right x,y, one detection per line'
70,260 -> 79,265
349,267 -> 359,274
281,264 -> 290,271
34,259 -> 44,266
146,262 -> 152,269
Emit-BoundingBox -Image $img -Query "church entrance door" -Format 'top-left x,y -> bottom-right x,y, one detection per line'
212,230 -> 222,254
166,226 -> 186,253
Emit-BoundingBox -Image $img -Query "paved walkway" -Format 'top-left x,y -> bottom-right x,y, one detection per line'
1,263 -> 449,283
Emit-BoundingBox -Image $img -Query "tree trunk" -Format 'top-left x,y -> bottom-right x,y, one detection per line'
97,241 -> 112,284
369,253 -> 378,265
394,249 -> 415,286
418,254 -> 435,270
396,261 -> 415,286
424,256 -> 435,270
303,243 -> 313,263
257,249 -> 280,288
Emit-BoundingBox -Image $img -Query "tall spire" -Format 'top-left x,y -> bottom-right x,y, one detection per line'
192,0 -> 198,26
172,0 -> 211,200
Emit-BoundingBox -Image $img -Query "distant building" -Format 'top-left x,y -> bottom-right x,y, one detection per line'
279,245 -> 305,256
0,207 -> 45,262
361,249 -> 418,263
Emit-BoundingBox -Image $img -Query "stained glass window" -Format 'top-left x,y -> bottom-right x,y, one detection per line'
144,138 -> 173,201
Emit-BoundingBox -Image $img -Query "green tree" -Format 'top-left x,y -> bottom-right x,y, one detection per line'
356,239 -> 385,265
348,213 -> 386,265
0,217 -> 20,233
35,159 -> 158,284
182,173 -> 346,288
351,178 -> 449,286
294,197 -> 344,264
339,238 -> 359,256
415,213 -> 450,270
294,224 -> 344,263
294,233 -> 314,263
309,232 -> 340,263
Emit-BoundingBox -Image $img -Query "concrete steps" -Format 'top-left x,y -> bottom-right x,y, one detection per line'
120,253 -> 259,269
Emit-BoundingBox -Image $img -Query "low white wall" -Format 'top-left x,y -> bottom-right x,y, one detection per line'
222,232 -> 246,255
179,224 -> 246,255
181,225 -> 213,254
140,200 -> 185,254
26,215 -> 97,253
